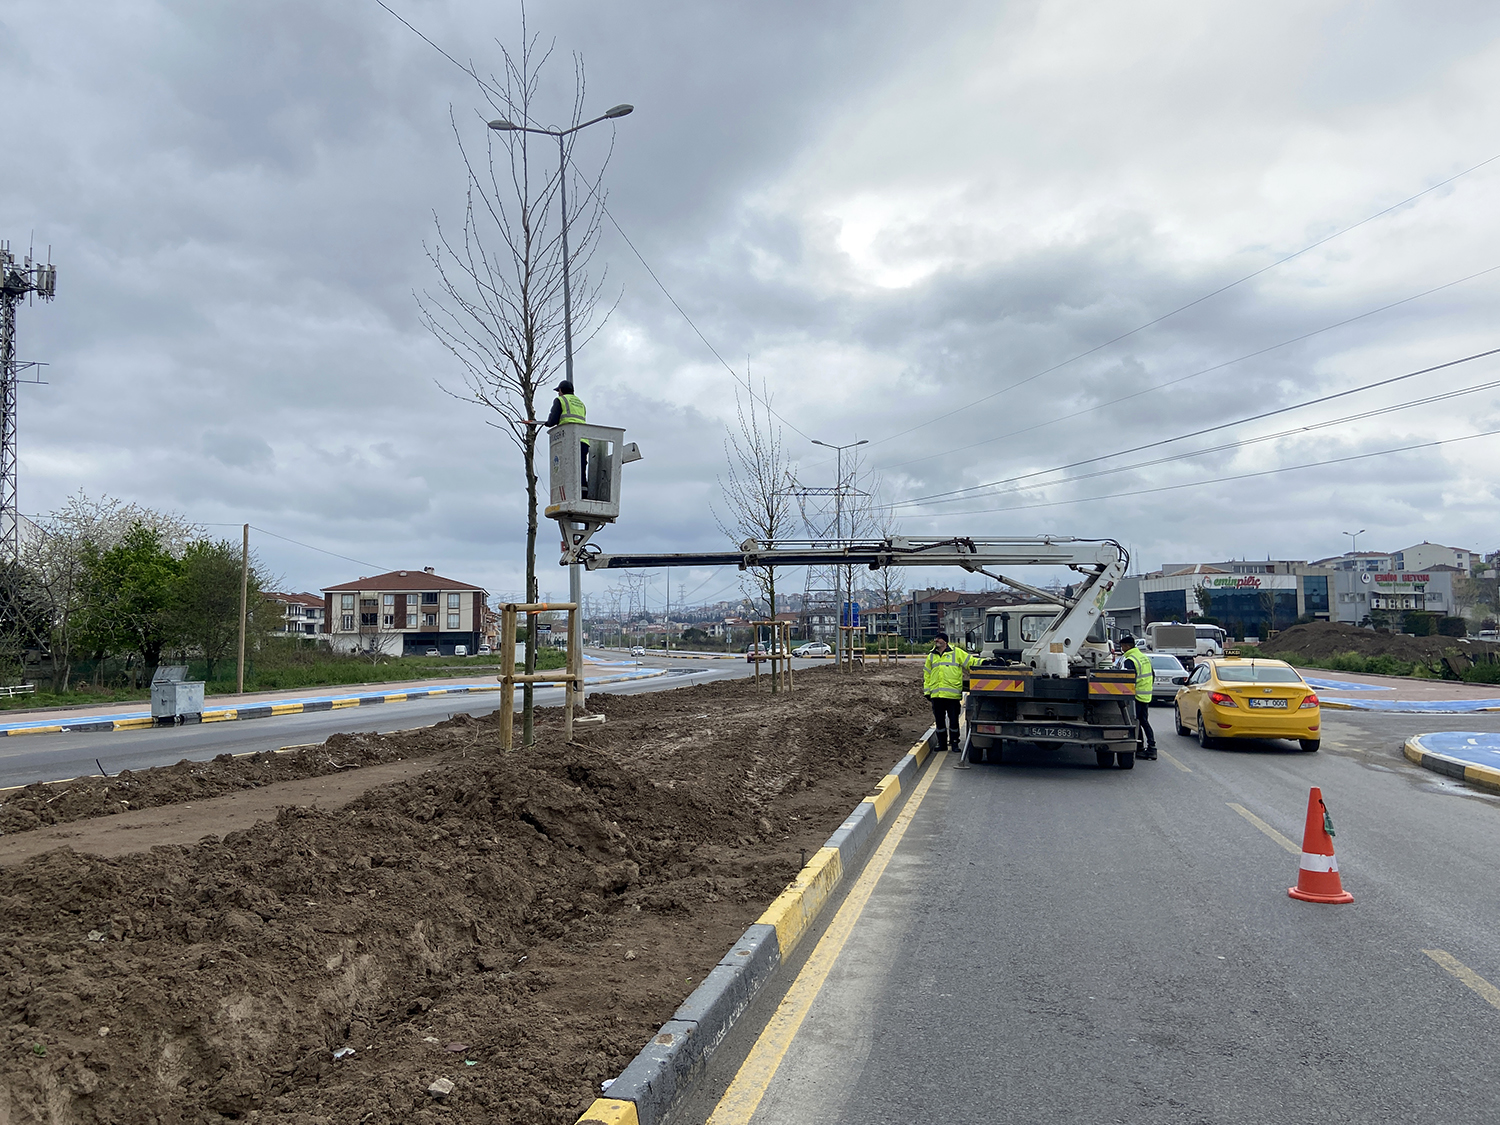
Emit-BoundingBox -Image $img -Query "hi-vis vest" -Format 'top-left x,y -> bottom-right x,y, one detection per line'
1123,647 -> 1154,702
557,393 -> 587,425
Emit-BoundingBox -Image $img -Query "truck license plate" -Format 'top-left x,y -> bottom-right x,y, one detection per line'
1247,698 -> 1287,709
1014,725 -> 1086,741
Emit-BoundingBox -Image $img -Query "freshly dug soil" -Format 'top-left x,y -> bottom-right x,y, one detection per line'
1257,621 -> 1497,664
0,665 -> 928,1125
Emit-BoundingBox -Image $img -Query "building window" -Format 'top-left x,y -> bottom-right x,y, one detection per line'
406,593 -> 418,606
304,624 -> 315,634
447,593 -> 461,609
383,593 -> 395,607
422,592 -> 439,606
361,612 -> 378,627
342,613 -> 354,630
360,597 -> 377,610
447,613 -> 460,629
383,614 -> 394,628
406,613 -> 418,628
424,613 -> 437,627
341,594 -> 354,610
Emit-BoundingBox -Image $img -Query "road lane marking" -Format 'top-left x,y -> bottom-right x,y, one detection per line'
707,747 -> 943,1125
1158,748 -> 1192,772
1423,950 -> 1500,1011
1226,802 -> 1299,855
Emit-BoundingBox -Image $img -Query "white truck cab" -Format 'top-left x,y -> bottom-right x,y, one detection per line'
980,603 -> 1114,668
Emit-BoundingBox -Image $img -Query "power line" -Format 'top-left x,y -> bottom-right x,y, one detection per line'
914,426 -> 1500,518
885,345 -> 1500,510
863,149 -> 1500,451
882,262 -> 1500,472
248,525 -> 395,574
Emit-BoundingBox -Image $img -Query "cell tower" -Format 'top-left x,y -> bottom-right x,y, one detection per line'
0,243 -> 57,561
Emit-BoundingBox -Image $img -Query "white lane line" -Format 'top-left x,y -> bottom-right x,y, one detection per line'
1226,802 -> 1299,855
1158,748 -> 1192,773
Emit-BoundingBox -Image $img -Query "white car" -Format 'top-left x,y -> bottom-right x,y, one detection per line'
630,645 -> 646,657
793,642 -> 832,657
477,644 -> 492,655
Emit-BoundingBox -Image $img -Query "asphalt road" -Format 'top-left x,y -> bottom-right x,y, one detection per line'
687,707 -> 1500,1125
0,652 -> 813,789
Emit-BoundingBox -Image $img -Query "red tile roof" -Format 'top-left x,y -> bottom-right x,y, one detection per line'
322,570 -> 487,594
269,591 -> 326,608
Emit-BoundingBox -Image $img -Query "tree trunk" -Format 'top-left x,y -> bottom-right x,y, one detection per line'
523,427 -> 538,748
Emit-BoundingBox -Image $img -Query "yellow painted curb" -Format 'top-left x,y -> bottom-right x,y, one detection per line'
5,724 -> 63,737
576,1098 -> 640,1125
756,845 -> 844,959
1320,700 -> 1355,710
862,775 -> 901,821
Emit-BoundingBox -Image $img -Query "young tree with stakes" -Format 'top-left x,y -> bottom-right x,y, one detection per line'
419,26 -> 617,747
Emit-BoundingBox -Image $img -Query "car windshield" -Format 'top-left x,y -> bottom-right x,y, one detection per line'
1215,663 -> 1303,684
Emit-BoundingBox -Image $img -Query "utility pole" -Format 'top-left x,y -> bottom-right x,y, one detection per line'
236,523 -> 249,694
0,244 -> 57,562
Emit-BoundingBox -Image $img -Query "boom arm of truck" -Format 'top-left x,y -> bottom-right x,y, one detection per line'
580,536 -> 1128,677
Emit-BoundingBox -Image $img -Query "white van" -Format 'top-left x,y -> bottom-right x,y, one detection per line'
453,645 -> 468,657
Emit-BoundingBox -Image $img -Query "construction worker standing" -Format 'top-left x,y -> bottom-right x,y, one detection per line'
544,379 -> 589,497
1118,635 -> 1157,760
923,631 -> 978,755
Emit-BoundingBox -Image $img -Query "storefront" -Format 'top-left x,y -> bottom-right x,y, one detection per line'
1332,570 -> 1455,625
1139,572 -> 1327,640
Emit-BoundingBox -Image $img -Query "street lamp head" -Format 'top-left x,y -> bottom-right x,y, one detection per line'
488,119 -> 519,131
604,103 -> 634,119
855,439 -> 869,446
811,440 -> 829,448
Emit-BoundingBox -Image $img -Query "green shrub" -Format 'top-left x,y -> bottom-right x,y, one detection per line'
1462,662 -> 1500,684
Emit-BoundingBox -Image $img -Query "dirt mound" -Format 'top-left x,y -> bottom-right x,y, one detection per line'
1,720 -> 475,837
1258,621 -> 1492,664
0,665 -> 927,1124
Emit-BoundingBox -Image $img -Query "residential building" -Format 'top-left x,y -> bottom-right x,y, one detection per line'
267,592 -> 326,637
322,567 -> 488,657
1310,551 -> 1393,573
1390,541 -> 1475,577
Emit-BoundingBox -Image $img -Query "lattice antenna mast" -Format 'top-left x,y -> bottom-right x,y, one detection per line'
0,242 -> 57,562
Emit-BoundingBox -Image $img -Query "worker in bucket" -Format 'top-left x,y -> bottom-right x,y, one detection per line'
543,379 -> 588,497
1117,635 -> 1158,760
923,631 -> 978,754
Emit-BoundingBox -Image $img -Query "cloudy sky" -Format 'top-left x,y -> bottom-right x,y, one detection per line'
4,1 -> 1499,613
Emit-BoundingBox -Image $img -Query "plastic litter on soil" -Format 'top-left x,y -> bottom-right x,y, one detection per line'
0,665 -> 928,1125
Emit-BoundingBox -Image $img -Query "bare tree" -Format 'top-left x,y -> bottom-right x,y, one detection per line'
418,20 -> 614,747
714,384 -> 796,658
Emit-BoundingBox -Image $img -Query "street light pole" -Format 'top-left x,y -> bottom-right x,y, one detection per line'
490,102 -> 632,715
1343,528 -> 1366,556
810,437 -> 868,664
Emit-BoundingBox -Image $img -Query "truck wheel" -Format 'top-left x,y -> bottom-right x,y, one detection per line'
1096,748 -> 1114,769
1299,739 -> 1320,752
967,740 -> 985,765
1117,749 -> 1135,770
1174,705 -> 1189,736
1196,712 -> 1217,749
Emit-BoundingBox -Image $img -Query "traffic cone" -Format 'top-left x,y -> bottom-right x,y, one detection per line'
1288,786 -> 1353,904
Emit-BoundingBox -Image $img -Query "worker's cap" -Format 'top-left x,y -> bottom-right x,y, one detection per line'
1118,634 -> 1135,647
934,631 -> 949,641
555,379 -> 575,393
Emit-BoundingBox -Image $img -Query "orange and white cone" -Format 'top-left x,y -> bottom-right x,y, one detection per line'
1288,786 -> 1353,904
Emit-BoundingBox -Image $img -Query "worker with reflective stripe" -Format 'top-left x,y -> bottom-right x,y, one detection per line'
1119,634 -> 1157,760
544,379 -> 589,496
923,631 -> 978,754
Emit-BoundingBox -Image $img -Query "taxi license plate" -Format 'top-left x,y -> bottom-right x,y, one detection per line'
1247,698 -> 1287,709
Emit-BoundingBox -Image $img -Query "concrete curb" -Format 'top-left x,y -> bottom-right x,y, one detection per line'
0,669 -> 671,739
1403,735 -> 1500,796
576,724 -> 940,1125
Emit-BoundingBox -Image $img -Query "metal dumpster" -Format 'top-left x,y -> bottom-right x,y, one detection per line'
151,665 -> 204,725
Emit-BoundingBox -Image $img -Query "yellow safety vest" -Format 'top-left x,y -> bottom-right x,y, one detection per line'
557,393 -> 586,425
923,646 -> 978,699
1123,647 -> 1154,702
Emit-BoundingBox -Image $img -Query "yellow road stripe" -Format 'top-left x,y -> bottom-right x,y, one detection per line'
1158,748 -> 1192,773
1423,949 -> 1500,1011
1226,802 -> 1299,855
708,752 -> 943,1125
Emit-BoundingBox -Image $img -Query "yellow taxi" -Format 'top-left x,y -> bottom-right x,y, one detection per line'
1173,657 -> 1320,752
